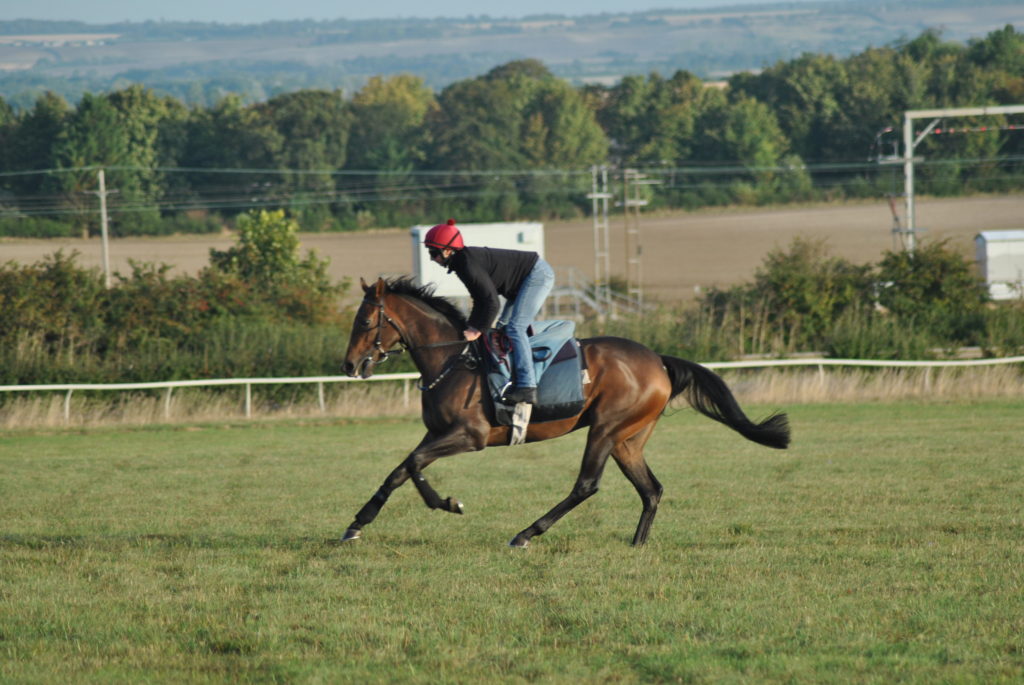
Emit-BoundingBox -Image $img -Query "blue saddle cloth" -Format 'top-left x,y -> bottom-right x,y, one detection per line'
482,320 -> 587,426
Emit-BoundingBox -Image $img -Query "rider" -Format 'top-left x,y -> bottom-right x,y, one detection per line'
423,218 -> 555,405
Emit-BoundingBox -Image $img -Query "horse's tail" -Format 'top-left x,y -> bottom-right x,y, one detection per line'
660,355 -> 790,449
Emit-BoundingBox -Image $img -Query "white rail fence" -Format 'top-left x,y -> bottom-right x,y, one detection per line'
2,356 -> 1023,424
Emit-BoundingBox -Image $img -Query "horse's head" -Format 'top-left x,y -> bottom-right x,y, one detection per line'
342,277 -> 404,379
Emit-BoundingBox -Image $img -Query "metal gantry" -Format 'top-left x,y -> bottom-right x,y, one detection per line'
587,165 -> 613,309
899,105 -> 1024,253
622,168 -> 660,306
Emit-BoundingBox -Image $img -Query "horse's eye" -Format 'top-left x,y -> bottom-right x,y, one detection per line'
361,319 -> 372,328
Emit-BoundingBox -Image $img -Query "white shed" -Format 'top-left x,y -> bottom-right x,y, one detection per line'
975,230 -> 1024,300
410,222 -> 545,298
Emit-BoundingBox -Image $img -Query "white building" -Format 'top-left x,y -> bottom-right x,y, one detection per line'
975,230 -> 1024,300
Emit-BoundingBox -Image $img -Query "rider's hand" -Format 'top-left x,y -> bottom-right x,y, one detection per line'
463,327 -> 481,341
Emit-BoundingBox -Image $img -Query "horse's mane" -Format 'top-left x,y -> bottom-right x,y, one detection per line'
385,277 -> 468,329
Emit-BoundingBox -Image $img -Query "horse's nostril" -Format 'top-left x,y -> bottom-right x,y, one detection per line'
342,361 -> 355,376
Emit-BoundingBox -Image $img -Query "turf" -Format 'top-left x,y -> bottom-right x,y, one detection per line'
2,400 -> 1022,683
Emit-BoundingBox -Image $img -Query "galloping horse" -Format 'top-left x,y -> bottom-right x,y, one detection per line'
341,276 -> 790,547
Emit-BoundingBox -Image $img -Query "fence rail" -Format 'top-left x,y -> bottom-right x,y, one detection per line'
3,356 -> 1023,424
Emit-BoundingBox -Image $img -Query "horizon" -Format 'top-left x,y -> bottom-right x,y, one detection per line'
0,0 -> 839,25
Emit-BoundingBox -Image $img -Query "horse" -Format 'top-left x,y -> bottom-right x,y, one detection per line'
341,276 -> 790,547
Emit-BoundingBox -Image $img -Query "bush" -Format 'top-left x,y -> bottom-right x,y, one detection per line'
0,215 -> 77,238
980,301 -> 1024,356
612,238 -> 1004,361
823,307 -> 938,360
157,212 -> 224,235
698,238 -> 874,354
875,240 -> 990,343
0,212 -> 352,386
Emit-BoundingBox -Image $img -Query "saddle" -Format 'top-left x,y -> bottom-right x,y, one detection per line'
480,320 -> 589,428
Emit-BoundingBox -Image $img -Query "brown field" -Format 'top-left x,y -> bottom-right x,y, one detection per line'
2,195 -> 1023,305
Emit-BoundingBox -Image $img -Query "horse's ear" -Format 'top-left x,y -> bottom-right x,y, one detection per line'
360,277 -> 370,293
374,277 -> 386,299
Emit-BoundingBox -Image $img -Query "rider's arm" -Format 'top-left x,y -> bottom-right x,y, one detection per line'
452,251 -> 501,331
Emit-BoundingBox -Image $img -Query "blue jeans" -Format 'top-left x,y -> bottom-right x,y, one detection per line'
497,258 -> 555,388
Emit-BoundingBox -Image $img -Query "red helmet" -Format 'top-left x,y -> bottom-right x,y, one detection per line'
424,218 -> 464,251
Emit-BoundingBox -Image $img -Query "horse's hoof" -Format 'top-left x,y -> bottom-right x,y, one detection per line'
446,497 -> 464,515
341,528 -> 362,542
508,535 -> 530,548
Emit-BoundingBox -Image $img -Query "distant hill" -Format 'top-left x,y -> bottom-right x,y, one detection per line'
0,0 -> 1021,108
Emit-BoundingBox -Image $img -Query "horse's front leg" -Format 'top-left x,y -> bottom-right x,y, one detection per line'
341,429 -> 482,542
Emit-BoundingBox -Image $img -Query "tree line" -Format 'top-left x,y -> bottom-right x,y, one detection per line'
1,26 -> 1022,239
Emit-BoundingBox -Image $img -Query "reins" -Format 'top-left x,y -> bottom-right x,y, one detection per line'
362,296 -> 476,389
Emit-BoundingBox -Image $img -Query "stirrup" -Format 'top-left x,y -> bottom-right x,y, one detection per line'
502,386 -> 537,404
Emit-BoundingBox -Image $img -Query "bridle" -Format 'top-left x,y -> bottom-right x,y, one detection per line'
360,295 -> 476,388
361,296 -> 406,365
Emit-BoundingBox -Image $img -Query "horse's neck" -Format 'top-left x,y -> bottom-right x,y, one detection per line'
393,295 -> 463,371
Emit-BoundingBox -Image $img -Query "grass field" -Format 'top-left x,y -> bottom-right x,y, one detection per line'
2,400 -> 1023,683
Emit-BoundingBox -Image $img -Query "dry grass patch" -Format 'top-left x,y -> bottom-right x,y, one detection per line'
0,382 -> 418,431
725,365 -> 1024,405
2,365 -> 1021,431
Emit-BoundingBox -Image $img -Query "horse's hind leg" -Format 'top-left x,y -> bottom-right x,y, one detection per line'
611,423 -> 663,546
508,431 -> 614,548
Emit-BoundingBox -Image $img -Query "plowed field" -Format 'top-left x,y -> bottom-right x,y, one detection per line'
3,196 -> 1021,302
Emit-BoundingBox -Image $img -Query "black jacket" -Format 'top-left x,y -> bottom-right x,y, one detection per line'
446,246 -> 539,330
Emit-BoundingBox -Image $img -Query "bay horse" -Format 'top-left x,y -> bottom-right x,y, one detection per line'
341,276 -> 789,547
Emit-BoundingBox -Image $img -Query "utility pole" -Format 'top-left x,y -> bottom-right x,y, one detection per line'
88,169 -> 116,288
587,165 -> 612,309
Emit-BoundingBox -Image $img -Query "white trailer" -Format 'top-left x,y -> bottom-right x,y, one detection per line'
975,230 -> 1024,300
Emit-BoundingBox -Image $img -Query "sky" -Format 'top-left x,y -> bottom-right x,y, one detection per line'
1,0 -> 821,24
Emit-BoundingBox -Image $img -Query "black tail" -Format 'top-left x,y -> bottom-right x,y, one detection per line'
661,355 -> 790,450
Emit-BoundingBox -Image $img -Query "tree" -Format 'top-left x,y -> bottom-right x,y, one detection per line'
258,89 -> 349,188
209,209 -> 330,283
347,74 -> 436,172
102,85 -> 184,231
150,90 -> 193,205
591,70 -> 706,166
963,26 -> 1024,166
429,59 -> 607,171
0,97 -> 14,182
181,95 -> 284,205
255,89 -> 350,229
693,94 -> 804,203
208,209 -> 342,322
346,75 -> 437,225
729,53 -> 848,161
426,59 -> 607,218
835,47 -> 925,161
967,25 -> 1024,74
105,86 -> 162,176
5,92 -> 70,200
50,93 -> 131,237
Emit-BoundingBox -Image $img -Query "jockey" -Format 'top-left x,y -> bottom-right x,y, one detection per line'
424,218 -> 555,405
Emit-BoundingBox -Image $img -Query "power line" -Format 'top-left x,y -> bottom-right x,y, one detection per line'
2,157 -> 1022,219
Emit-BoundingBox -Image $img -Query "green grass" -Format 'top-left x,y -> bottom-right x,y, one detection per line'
2,401 -> 1023,683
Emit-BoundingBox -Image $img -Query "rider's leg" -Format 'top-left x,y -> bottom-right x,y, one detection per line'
503,259 -> 554,398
